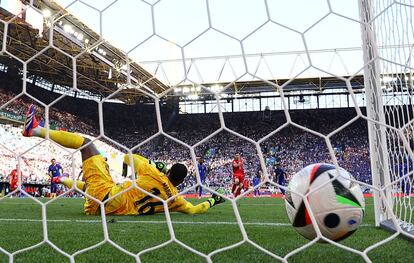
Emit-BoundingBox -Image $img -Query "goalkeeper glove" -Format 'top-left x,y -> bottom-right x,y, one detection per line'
207,193 -> 225,207
150,160 -> 168,174
155,161 -> 168,174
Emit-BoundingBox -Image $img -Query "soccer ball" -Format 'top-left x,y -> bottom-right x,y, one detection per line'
285,163 -> 365,241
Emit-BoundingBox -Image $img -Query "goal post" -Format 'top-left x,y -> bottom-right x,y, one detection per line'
358,0 -> 393,227
359,0 -> 414,237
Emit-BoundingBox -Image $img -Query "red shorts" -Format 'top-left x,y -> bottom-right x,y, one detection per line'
234,174 -> 244,184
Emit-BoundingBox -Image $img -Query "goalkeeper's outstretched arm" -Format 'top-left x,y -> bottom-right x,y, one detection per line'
122,154 -> 148,177
173,193 -> 225,214
122,154 -> 168,177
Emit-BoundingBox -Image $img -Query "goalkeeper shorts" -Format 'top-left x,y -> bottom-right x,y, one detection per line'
82,155 -> 116,215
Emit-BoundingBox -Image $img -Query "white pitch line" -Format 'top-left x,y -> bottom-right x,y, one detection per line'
0,218 -> 372,227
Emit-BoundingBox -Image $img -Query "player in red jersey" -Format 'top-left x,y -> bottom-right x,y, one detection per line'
8,165 -> 21,194
231,153 -> 245,197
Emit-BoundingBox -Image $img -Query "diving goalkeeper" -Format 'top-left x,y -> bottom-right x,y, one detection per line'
22,105 -> 224,215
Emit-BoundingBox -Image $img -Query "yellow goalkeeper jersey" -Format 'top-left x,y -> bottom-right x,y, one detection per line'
104,154 -> 210,215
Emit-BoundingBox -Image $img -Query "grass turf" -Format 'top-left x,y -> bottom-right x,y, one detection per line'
0,197 -> 412,262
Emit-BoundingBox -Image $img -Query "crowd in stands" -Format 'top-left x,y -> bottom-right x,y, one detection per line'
0,86 -> 96,135
0,83 -> 411,197
106,109 -> 373,193
0,86 -> 124,196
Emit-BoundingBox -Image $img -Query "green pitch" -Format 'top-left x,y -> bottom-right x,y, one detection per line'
0,197 -> 412,263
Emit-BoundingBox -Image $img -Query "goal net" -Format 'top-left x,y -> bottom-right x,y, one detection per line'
366,0 -> 414,236
0,0 -> 413,262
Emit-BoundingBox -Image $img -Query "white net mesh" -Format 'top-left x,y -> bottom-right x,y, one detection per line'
372,0 -> 414,232
0,0 -> 413,262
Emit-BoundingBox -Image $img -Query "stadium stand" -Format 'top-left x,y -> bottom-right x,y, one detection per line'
0,81 -> 374,196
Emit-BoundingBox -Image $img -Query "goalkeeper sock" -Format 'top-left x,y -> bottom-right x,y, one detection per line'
37,128 -> 85,149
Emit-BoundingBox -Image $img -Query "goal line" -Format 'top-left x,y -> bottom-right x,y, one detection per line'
0,218 -> 372,227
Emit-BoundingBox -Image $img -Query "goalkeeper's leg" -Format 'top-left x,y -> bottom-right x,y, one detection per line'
22,104 -> 100,161
22,105 -> 115,214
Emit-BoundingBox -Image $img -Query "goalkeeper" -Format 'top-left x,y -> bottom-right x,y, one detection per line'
22,105 -> 225,215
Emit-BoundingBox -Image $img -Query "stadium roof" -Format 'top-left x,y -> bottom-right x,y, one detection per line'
199,75 -> 364,94
0,0 -> 169,103
0,0 -> 368,104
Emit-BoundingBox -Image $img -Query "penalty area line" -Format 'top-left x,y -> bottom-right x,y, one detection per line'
0,218 -> 372,227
